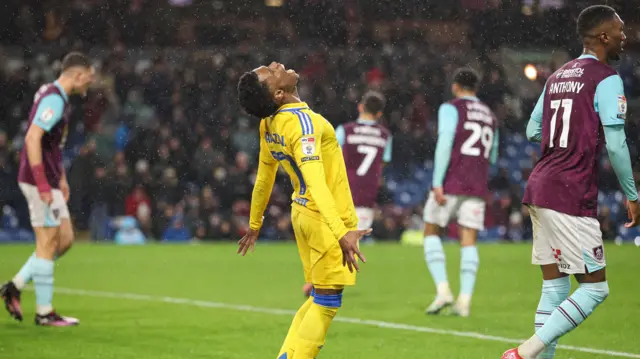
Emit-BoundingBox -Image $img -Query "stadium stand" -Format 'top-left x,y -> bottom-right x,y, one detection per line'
0,0 -> 638,242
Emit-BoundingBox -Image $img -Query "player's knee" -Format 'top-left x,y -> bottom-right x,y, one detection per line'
423,223 -> 439,237
458,226 -> 478,246
56,220 -> 75,257
34,228 -> 59,259
60,227 -> 74,248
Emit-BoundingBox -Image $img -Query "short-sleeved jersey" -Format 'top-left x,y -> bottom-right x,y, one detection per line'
523,56 -> 621,218
443,98 -> 497,197
259,102 -> 358,229
18,82 -> 71,188
338,120 -> 391,207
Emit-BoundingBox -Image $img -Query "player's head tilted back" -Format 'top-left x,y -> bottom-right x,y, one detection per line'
358,91 -> 386,120
237,62 -> 300,119
59,52 -> 95,96
451,67 -> 480,98
577,5 -> 626,62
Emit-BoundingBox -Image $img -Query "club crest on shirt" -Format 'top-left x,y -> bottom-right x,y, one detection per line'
301,136 -> 316,155
41,108 -> 54,123
618,95 -> 627,120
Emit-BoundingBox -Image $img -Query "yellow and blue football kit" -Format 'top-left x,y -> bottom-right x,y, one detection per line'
248,102 -> 359,359
249,102 -> 358,288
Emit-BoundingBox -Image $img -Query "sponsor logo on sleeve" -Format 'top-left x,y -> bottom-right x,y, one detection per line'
301,156 -> 320,162
301,136 -> 316,155
618,95 -> 627,120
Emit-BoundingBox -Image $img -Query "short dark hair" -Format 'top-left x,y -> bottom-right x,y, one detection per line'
577,5 -> 617,38
61,52 -> 91,72
452,67 -> 480,91
237,72 -> 279,119
360,91 -> 386,115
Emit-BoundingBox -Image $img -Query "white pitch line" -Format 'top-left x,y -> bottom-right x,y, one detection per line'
50,287 -> 640,359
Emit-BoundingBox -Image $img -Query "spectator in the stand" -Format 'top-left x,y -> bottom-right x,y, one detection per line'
207,213 -> 233,239
193,137 -> 217,182
125,184 -> 152,233
153,144 -> 172,178
107,152 -> 133,216
89,166 -> 110,241
162,212 -> 191,242
2,2 -> 639,242
222,152 -> 253,208
479,68 -> 509,110
168,136 -> 190,177
68,140 -> 99,229
155,167 -> 184,205
122,88 -> 155,128
231,117 -> 259,162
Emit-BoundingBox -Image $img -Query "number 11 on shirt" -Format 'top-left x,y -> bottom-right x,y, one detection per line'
549,99 -> 573,148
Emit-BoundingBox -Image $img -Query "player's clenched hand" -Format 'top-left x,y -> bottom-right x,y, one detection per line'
433,187 -> 447,206
624,199 -> 640,228
339,229 -> 371,273
237,228 -> 259,256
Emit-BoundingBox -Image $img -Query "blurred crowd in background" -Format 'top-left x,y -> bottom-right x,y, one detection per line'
0,0 -> 639,242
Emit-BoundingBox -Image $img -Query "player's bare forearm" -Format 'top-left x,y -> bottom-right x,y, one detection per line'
301,162 -> 349,240
248,160 -> 278,231
60,164 -> 67,182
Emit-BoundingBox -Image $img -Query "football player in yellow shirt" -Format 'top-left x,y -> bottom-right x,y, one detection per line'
237,62 -> 371,359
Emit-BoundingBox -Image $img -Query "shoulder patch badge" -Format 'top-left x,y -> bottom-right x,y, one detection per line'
40,108 -> 54,123
618,95 -> 627,120
301,136 -> 316,155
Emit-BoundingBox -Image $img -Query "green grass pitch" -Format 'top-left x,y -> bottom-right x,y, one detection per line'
0,242 -> 639,359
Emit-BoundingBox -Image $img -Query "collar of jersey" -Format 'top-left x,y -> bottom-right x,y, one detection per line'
54,81 -> 69,102
461,95 -> 478,101
276,102 -> 309,113
578,54 -> 598,61
356,118 -> 377,125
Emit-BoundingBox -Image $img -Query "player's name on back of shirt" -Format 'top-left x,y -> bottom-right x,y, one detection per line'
465,102 -> 495,125
345,134 -> 387,147
548,81 -> 586,95
265,131 -> 286,146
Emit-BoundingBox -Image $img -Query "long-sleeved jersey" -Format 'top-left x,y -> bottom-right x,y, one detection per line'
249,102 -> 358,240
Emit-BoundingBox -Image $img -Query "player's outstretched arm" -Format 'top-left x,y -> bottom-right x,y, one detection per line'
238,124 -> 279,256
238,157 -> 279,256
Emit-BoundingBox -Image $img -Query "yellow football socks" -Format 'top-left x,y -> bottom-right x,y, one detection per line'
277,296 -> 314,359
292,302 -> 338,359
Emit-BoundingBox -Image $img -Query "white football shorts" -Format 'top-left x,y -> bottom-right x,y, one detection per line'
423,192 -> 485,231
19,182 -> 69,228
529,205 -> 605,274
